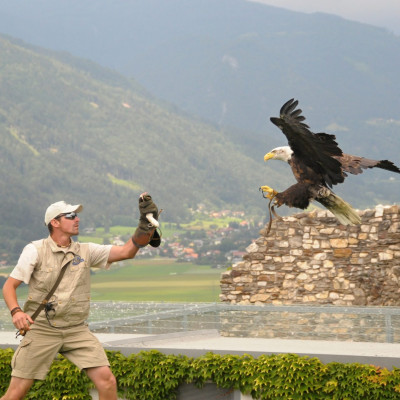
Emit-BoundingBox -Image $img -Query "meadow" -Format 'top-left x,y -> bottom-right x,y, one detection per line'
90,258 -> 223,302
76,218 -> 240,302
12,258 -> 223,302
10,216 -> 242,303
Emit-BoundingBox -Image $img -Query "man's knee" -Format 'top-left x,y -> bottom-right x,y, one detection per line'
101,371 -> 117,391
86,366 -> 117,392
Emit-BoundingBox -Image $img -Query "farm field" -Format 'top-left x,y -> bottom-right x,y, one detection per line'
90,258 -> 223,302
12,259 -> 223,302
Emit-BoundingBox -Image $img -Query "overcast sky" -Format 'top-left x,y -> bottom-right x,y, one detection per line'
248,0 -> 400,35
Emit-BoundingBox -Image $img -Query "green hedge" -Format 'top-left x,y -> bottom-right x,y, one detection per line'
1,348 -> 400,399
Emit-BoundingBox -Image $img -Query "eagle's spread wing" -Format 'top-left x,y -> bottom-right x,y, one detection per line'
270,99 -> 344,187
335,154 -> 400,176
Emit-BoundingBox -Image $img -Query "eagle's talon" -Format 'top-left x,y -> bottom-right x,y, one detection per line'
260,185 -> 278,200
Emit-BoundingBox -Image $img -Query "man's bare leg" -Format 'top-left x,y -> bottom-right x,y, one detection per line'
86,366 -> 117,400
0,376 -> 34,400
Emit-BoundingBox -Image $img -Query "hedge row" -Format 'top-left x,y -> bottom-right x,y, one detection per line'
0,348 -> 400,399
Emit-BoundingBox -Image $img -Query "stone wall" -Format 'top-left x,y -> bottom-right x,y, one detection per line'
220,205 -> 400,306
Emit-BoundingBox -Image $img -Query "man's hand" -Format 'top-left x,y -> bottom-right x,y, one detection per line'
131,193 -> 161,248
12,310 -> 34,336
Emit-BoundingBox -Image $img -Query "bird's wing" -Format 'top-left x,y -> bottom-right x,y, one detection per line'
336,154 -> 400,176
270,99 -> 344,187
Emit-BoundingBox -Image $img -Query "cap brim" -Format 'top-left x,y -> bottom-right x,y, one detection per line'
44,203 -> 83,225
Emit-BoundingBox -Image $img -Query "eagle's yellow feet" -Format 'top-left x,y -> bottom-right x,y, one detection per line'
260,185 -> 278,200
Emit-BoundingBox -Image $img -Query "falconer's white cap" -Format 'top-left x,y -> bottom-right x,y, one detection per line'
44,201 -> 83,225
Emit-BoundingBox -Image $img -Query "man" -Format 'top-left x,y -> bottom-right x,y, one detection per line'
1,193 -> 159,400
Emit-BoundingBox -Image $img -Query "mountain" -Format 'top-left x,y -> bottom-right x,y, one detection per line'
0,0 -> 399,160
0,34 -> 276,262
0,0 -> 399,261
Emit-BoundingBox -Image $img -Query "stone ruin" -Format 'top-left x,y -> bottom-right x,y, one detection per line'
220,205 -> 400,306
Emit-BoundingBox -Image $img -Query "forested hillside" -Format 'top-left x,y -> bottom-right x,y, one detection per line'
0,0 -> 399,160
0,35 -> 275,262
1,0 -> 400,263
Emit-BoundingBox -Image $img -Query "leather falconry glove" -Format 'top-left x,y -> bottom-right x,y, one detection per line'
131,193 -> 161,248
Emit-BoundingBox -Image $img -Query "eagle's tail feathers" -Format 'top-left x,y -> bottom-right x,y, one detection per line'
317,189 -> 361,225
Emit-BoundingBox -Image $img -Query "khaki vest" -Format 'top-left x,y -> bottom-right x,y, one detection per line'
23,237 -> 91,328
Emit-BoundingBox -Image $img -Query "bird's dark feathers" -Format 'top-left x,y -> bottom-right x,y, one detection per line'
376,160 -> 400,174
271,98 -> 344,187
276,98 -> 310,130
275,182 -> 312,209
266,98 -> 400,225
335,154 -> 400,176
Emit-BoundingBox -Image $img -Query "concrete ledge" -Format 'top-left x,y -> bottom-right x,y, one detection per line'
97,329 -> 400,369
1,330 -> 400,369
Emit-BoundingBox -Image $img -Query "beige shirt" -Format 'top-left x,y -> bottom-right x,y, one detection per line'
11,238 -> 112,284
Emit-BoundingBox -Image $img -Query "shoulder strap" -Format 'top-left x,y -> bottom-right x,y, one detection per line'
30,262 -> 69,321
18,261 -> 71,337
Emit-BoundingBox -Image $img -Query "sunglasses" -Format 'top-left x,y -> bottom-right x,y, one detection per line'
55,212 -> 79,220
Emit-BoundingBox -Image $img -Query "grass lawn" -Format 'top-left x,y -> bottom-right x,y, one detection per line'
90,258 -> 223,302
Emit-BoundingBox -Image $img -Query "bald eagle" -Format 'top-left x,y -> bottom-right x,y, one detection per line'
260,99 -> 400,225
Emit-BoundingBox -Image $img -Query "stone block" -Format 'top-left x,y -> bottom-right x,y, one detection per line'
323,259 -> 334,268
321,240 -> 331,249
297,273 -> 309,281
290,249 -> 303,256
320,227 -> 335,235
379,252 -> 393,261
289,236 -> 303,248
330,238 -> 349,248
252,263 -> 264,271
282,280 -> 295,288
391,221 -> 400,231
375,205 -> 384,217
252,253 -> 265,260
313,252 -> 327,261
250,294 -> 270,302
282,255 -> 296,263
297,261 -> 309,270
233,276 -> 253,283
333,248 -> 353,258
312,240 -> 320,249
361,225 -> 371,233
258,274 -> 276,282
348,237 -> 359,245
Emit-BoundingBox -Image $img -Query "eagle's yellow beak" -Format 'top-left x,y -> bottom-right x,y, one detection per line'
264,152 -> 274,162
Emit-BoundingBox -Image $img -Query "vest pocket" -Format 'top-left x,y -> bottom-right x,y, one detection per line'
62,292 -> 90,325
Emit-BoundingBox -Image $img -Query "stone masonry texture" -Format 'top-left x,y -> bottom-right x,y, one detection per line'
220,205 -> 400,306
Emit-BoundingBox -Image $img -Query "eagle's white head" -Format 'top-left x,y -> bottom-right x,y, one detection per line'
264,146 -> 293,163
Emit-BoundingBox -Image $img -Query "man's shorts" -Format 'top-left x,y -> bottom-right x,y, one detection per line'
11,322 -> 110,380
